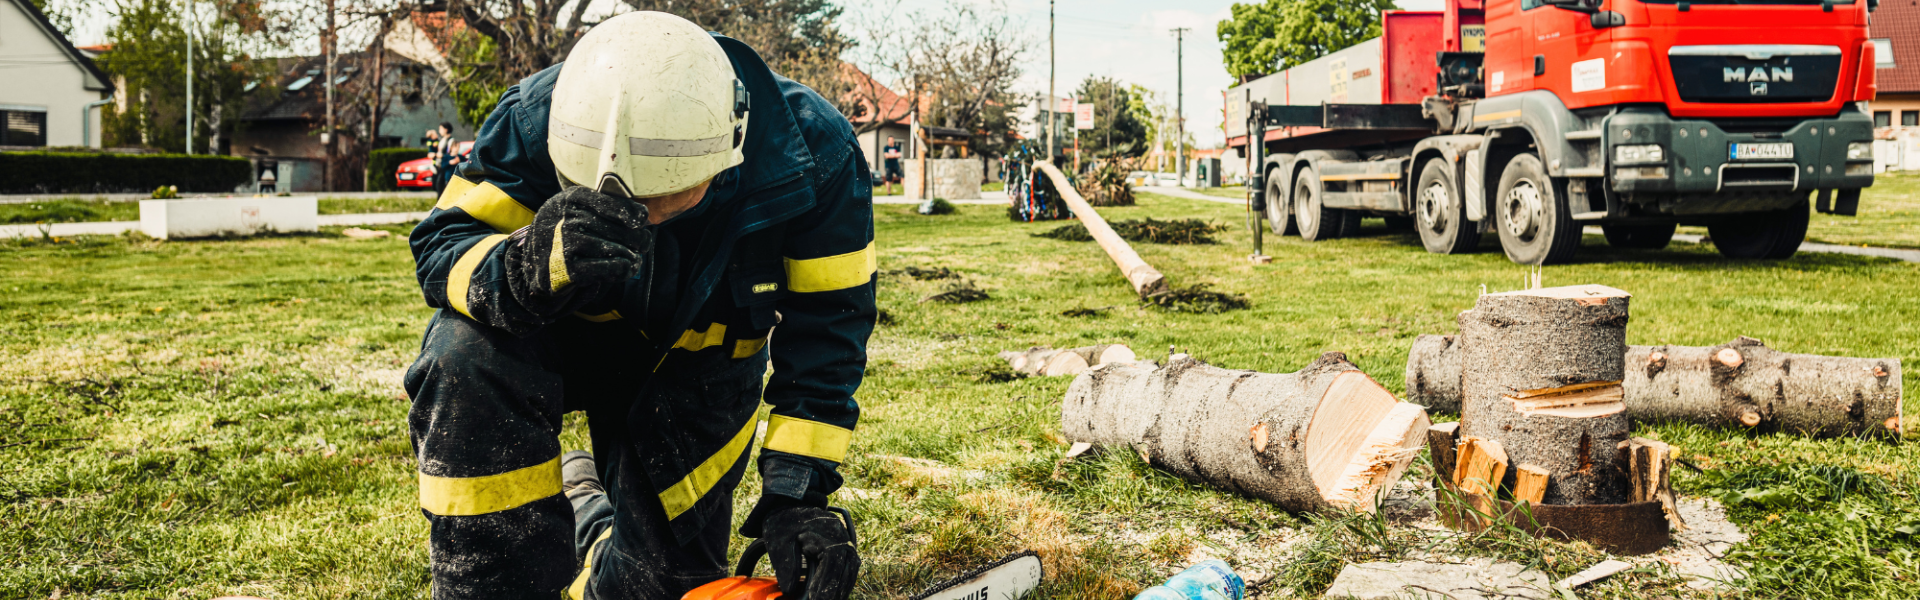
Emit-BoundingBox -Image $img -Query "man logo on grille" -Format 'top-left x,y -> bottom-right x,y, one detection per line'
1751,82 -> 1769,96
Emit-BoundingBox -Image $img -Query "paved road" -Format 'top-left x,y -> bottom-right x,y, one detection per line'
1134,185 -> 1920,263
0,212 -> 432,238
873,189 -> 1010,205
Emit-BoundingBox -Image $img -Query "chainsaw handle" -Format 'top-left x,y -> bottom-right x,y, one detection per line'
733,506 -> 856,578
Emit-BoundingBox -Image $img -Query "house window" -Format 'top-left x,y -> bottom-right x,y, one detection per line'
1906,112 -> 1920,127
1872,39 -> 1895,69
1876,111 -> 1892,128
0,110 -> 47,147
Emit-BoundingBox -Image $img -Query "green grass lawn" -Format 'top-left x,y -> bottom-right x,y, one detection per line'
3,193 -> 1918,598
0,196 -> 437,224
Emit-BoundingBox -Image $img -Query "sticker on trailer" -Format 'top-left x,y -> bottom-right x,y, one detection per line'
1571,58 -> 1606,93
1491,71 -> 1504,93
1460,25 -> 1486,52
1329,57 -> 1349,102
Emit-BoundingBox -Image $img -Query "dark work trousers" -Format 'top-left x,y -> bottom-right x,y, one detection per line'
405,310 -> 762,600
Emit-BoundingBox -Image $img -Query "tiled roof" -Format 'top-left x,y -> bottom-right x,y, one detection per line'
1872,0 -> 1920,93
841,63 -> 912,125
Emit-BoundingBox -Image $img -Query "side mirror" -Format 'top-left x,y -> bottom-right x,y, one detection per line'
1544,0 -> 1599,13
1591,10 -> 1626,27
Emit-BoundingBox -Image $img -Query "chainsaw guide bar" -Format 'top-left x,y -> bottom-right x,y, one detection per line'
908,550 -> 1044,600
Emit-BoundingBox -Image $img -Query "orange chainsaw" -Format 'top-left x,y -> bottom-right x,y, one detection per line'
681,508 -> 1044,600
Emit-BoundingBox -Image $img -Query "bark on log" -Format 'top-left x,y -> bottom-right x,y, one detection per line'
1033,160 -> 1167,298
1408,334 -> 1904,438
1624,437 -> 1686,531
1460,285 -> 1633,505
1062,352 -> 1431,513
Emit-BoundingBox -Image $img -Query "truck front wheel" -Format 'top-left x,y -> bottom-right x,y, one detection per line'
1601,223 -> 1677,250
1494,153 -> 1580,265
1415,157 -> 1477,254
1294,167 -> 1343,241
1709,201 -> 1808,260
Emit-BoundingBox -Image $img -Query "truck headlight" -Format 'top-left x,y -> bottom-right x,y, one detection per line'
1847,142 -> 1873,161
1614,144 -> 1666,165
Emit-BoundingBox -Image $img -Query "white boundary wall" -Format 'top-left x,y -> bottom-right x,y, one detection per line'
140,197 -> 319,239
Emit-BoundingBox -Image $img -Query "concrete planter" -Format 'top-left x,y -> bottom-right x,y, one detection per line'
905,158 -> 983,200
140,196 -> 319,239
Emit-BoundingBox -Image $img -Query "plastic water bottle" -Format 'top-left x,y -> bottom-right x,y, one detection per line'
1132,560 -> 1244,600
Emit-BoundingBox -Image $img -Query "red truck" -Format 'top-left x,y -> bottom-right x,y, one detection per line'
1225,0 -> 1879,264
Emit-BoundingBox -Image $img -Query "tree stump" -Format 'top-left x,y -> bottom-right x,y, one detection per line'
1459,285 -> 1632,505
1062,352 -> 1430,513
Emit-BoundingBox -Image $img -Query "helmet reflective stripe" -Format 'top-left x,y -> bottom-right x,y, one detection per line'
549,115 -> 739,158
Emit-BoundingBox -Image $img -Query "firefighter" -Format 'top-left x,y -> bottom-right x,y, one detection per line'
404,11 -> 872,600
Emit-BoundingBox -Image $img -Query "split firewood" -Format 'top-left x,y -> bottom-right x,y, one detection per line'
1450,437 -> 1508,498
1623,437 -> 1687,531
1427,422 -> 1461,488
1511,464 -> 1550,505
999,344 -> 1139,377
1407,334 -> 1903,438
1062,352 -> 1431,513
1460,285 -> 1633,505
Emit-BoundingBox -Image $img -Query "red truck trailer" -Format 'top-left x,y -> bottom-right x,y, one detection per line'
1225,0 -> 1879,264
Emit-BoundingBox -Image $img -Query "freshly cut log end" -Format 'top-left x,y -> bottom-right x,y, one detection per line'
1006,344 -> 1139,377
1042,352 -> 1091,377
1062,352 -> 1430,513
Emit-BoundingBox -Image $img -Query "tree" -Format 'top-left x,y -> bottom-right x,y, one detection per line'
1070,76 -> 1148,159
96,0 -> 268,153
436,0 -> 595,126
847,2 -> 1029,160
1216,0 -> 1394,81
622,0 -> 857,120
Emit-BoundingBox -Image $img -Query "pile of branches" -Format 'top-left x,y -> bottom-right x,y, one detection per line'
1034,218 -> 1225,245
1076,157 -> 1138,207
1144,284 -> 1250,313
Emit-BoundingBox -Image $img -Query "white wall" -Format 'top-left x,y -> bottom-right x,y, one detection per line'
0,0 -> 109,147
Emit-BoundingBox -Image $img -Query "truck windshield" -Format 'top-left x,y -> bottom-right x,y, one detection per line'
1637,0 -> 1851,4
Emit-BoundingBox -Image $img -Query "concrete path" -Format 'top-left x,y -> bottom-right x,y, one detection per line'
873,189 -> 1009,205
1134,185 -> 1242,204
0,212 -> 432,238
0,191 -> 437,204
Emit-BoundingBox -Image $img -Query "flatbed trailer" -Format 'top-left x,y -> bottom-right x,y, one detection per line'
1225,0 -> 1880,264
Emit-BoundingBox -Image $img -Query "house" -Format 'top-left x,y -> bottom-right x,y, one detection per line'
0,0 -> 114,148
231,53 -> 470,192
841,63 -> 912,173
1870,1 -> 1920,171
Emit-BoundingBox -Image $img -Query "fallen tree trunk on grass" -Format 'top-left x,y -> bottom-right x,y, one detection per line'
1408,334 -> 1903,438
999,344 -> 1139,377
1032,160 -> 1167,298
1062,352 -> 1430,512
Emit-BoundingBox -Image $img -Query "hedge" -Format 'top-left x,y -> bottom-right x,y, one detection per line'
367,147 -> 430,192
0,152 -> 253,194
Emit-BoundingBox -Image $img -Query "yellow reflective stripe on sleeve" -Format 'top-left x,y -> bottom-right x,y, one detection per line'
658,416 -> 758,520
784,242 -> 877,293
763,415 -> 853,463
439,178 -> 535,233
418,455 -> 562,516
732,336 -> 768,359
435,176 -> 478,210
573,310 -> 623,322
548,218 -> 571,291
447,234 -> 510,319
672,323 -> 727,352
566,528 -> 613,600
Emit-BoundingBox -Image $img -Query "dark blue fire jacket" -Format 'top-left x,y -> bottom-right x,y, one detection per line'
407,33 -> 874,537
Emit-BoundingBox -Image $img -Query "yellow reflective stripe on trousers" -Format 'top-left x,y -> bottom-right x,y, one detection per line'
658,416 -> 757,520
447,234 -> 509,319
566,528 -> 613,600
784,242 -> 877,293
762,415 -> 853,463
672,323 -> 727,352
732,336 -> 768,359
418,455 -> 562,516
436,177 -> 535,233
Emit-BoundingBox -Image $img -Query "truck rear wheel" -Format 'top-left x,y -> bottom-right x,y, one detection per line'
1294,168 -> 1343,241
1709,201 -> 1808,260
1415,157 -> 1477,254
1601,223 -> 1677,250
1265,174 -> 1296,235
1494,152 -> 1580,265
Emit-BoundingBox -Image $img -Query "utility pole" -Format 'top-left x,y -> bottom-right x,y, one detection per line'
1047,0 -> 1055,163
184,0 -> 193,154
1171,27 -> 1188,186
323,0 -> 336,191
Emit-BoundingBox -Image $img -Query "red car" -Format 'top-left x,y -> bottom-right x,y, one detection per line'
396,141 -> 474,189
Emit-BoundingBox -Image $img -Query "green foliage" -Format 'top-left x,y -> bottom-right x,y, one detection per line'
95,0 -> 265,152
0,152 -> 250,194
449,34 -> 515,129
1071,77 -> 1149,159
0,199 -> 117,224
367,148 -> 430,192
150,185 -> 179,199
1217,0 -> 1396,80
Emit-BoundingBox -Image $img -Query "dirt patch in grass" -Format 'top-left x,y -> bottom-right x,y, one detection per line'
1034,218 -> 1226,245
887,266 -> 958,280
1143,284 -> 1250,314
922,281 -> 990,304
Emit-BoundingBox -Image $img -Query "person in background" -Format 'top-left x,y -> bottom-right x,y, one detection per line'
882,136 -> 903,195
433,122 -> 459,197
424,128 -> 443,191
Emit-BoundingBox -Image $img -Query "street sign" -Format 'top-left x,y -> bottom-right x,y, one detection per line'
1074,103 -> 1095,130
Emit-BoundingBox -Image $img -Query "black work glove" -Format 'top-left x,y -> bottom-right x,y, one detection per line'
504,187 -> 652,321
741,494 -> 860,600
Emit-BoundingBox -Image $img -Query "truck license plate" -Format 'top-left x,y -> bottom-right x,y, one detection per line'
1729,142 -> 1793,161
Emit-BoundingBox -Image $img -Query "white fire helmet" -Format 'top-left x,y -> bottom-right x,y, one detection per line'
548,11 -> 748,198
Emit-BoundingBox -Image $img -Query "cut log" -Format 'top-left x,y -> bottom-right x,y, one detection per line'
1427,422 -> 1461,489
1002,344 -> 1139,377
1406,334 -> 1904,438
1511,463 -> 1550,505
1623,437 -> 1687,531
1626,337 -> 1903,438
997,346 -> 1062,376
1460,285 -> 1633,505
1062,352 -> 1431,512
1041,351 -> 1090,377
1033,160 -> 1168,298
1406,334 -> 1464,413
